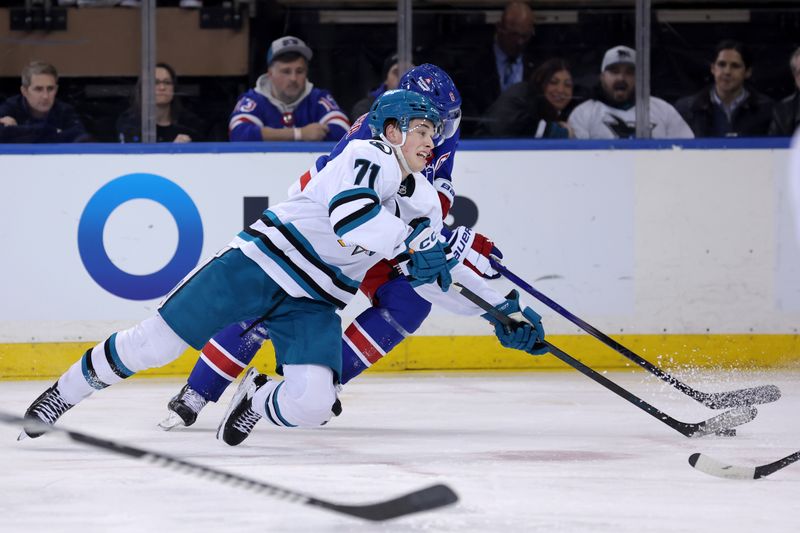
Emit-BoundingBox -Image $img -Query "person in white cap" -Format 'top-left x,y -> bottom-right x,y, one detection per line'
228,35 -> 351,142
568,45 -> 693,139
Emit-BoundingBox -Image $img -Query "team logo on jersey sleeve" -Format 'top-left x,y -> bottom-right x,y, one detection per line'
238,98 -> 257,113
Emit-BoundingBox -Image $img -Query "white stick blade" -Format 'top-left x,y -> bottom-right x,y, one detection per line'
688,453 -> 756,480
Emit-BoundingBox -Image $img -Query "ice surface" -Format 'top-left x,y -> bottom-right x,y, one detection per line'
1,371 -> 798,532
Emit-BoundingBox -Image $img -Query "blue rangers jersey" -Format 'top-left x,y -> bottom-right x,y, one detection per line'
230,139 -> 443,309
229,74 -> 350,142
309,112 -> 460,216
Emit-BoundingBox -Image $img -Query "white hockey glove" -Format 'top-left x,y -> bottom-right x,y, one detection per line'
447,226 -> 503,279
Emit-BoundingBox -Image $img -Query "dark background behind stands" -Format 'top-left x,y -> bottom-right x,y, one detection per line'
1,1 -> 799,140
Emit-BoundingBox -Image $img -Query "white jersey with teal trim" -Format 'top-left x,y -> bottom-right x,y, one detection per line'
230,139 -> 441,309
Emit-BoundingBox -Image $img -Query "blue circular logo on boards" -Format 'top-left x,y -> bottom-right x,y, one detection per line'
78,173 -> 203,300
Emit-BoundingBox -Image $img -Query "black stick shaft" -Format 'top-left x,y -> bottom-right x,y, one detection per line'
452,283 -> 755,438
491,260 -> 779,409
756,450 -> 800,478
4,412 -> 456,521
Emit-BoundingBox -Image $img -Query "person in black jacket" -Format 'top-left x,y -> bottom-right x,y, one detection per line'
116,62 -> 205,143
446,1 -> 537,134
768,48 -> 800,137
675,40 -> 773,138
0,61 -> 89,143
476,57 -> 576,138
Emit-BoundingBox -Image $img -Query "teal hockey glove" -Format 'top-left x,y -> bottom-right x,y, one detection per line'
402,218 -> 455,291
482,290 -> 548,355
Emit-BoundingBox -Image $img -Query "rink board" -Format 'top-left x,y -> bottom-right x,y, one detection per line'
1,139 -> 799,378
2,333 -> 798,380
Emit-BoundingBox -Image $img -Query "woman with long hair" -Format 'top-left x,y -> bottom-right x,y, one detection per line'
116,62 -> 205,143
477,58 -> 576,138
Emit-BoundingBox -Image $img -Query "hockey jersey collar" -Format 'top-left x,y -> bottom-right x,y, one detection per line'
255,74 -> 315,113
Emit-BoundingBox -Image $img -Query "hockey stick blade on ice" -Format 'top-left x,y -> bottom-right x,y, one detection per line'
3,411 -> 457,521
688,450 -> 800,480
453,283 -> 757,438
491,260 -> 780,409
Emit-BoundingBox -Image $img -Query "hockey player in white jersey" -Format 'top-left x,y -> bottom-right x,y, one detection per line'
19,90 -> 547,443
19,90 -> 451,438
568,45 -> 694,139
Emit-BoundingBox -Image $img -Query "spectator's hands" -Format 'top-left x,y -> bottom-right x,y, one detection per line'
558,121 -> 574,139
173,134 -> 192,143
300,123 -> 329,141
0,116 -> 18,127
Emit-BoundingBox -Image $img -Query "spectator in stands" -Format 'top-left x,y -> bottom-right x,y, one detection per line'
350,53 -> 400,121
476,57 -> 576,138
768,47 -> 800,137
116,62 -> 205,143
0,61 -> 88,143
228,35 -> 350,142
451,1 -> 537,132
568,45 -> 693,139
675,40 -> 773,138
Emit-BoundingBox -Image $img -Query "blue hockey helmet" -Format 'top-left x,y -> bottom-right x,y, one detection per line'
399,63 -> 462,141
367,89 -> 443,141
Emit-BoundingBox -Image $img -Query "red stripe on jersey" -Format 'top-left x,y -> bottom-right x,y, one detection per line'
299,170 -> 312,191
438,191 -> 452,218
202,341 -> 245,380
228,116 -> 256,133
344,323 -> 383,364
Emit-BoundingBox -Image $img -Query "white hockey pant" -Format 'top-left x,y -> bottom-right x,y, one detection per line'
252,364 -> 336,428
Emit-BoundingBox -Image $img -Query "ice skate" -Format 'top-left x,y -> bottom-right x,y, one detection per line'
158,384 -> 208,430
19,382 -> 74,440
217,367 -> 270,446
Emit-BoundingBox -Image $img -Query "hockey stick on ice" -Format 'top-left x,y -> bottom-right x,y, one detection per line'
452,283 -> 757,438
490,260 -> 780,409
3,411 -> 457,521
688,450 -> 800,480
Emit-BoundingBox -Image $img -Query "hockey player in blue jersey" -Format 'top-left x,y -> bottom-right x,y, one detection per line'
228,35 -> 350,142
20,90 -> 546,444
158,64 -> 512,430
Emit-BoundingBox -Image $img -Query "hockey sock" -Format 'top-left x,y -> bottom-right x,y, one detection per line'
58,315 -> 188,405
340,308 -> 407,384
188,319 -> 269,402
340,278 -> 431,384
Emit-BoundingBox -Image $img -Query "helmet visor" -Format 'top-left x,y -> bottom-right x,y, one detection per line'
440,107 -> 462,143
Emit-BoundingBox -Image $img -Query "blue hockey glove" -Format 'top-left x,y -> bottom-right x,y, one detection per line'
482,290 -> 548,355
447,226 -> 503,280
402,218 -> 456,291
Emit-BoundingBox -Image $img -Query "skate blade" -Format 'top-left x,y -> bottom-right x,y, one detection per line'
158,411 -> 186,431
17,430 -> 29,441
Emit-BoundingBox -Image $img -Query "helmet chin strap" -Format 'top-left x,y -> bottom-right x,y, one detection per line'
380,131 -> 413,176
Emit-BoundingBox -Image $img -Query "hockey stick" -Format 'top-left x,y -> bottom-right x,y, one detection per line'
490,260 -> 780,409
3,411 -> 457,521
452,283 -> 757,438
688,450 -> 800,480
